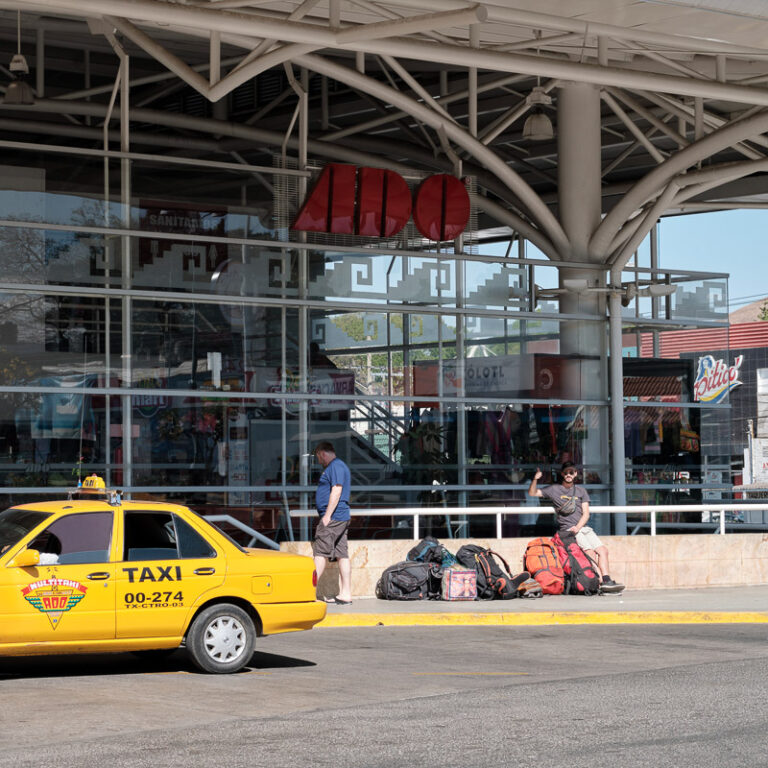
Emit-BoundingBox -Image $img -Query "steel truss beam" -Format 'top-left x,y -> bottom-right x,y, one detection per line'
11,0 -> 768,108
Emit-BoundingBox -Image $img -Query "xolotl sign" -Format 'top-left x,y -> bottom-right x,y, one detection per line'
693,354 -> 743,403
292,164 -> 470,241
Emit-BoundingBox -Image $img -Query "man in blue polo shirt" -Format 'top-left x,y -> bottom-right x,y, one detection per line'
313,441 -> 352,604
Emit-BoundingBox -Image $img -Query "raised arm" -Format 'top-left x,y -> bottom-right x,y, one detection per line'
528,468 -> 544,498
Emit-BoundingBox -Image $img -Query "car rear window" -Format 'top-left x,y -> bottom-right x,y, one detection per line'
189,510 -> 247,553
0,508 -> 52,554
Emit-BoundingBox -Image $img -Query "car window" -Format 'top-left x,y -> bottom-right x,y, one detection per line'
187,509 -> 247,553
124,511 -> 215,560
28,512 -> 113,564
173,514 -> 216,558
0,508 -> 52,555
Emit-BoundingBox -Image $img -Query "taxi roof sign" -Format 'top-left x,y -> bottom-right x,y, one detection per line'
68,475 -> 121,505
81,474 -> 106,492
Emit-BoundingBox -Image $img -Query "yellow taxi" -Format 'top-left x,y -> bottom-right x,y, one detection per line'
0,476 -> 326,673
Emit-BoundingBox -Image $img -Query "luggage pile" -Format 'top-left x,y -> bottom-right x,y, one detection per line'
376,536 -> 543,601
377,534 -> 605,601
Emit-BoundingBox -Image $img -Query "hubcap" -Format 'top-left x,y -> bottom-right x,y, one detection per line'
203,615 -> 246,663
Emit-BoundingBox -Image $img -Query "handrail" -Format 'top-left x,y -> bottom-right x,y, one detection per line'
204,514 -> 280,550
291,503 -> 768,539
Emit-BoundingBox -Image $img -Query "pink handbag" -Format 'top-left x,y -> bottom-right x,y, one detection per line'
441,567 -> 477,601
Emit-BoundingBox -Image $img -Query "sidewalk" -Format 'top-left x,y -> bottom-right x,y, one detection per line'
316,585 -> 768,627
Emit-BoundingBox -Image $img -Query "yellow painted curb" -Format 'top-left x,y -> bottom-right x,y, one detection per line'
317,611 -> 768,628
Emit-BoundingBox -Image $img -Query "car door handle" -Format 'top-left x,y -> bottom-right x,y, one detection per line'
193,567 -> 216,575
87,572 -> 111,580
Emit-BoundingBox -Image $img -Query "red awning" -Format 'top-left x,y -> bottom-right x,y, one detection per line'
623,376 -> 683,398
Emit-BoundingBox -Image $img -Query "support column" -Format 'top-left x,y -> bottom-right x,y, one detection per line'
557,82 -> 603,400
609,281 -> 628,530
558,83 -> 602,265
557,83 -> 603,396
556,83 -> 614,525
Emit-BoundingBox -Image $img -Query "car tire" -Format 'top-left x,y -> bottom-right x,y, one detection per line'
186,603 -> 256,674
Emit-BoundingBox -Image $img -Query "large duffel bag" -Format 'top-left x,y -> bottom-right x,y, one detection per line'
376,560 -> 442,600
523,537 -> 565,595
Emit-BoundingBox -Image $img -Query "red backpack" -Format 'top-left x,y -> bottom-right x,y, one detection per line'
552,532 -> 601,595
523,537 -> 565,595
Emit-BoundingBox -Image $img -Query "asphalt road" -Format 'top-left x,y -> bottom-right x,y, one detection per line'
2,624 -> 768,767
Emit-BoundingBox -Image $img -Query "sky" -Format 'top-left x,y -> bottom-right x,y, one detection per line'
485,208 -> 768,312
656,209 -> 768,312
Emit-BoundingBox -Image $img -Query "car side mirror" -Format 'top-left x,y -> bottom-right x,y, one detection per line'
11,549 -> 40,568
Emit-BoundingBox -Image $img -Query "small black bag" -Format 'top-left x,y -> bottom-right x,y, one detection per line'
376,560 -> 442,600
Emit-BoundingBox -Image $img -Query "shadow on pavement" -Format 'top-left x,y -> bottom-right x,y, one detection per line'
247,651 -> 316,670
0,649 -> 316,678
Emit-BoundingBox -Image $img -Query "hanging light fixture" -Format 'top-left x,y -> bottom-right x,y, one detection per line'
522,86 -> 553,141
3,11 -> 35,105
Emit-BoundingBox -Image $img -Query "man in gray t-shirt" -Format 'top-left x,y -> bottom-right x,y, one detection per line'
528,461 -> 624,593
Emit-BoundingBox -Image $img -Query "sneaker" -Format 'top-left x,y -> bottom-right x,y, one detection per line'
600,578 -> 625,594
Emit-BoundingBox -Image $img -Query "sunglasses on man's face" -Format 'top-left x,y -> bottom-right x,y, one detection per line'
563,470 -> 577,477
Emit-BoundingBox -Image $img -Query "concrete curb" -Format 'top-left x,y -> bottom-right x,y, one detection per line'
317,611 -> 768,628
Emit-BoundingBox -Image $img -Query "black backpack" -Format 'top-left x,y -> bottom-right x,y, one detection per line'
455,545 -> 529,600
376,561 -> 442,600
406,536 -> 446,565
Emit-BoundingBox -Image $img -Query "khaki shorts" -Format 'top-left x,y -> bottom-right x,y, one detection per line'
575,525 -> 603,551
313,518 -> 350,559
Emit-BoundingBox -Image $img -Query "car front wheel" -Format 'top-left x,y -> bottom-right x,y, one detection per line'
186,603 -> 256,673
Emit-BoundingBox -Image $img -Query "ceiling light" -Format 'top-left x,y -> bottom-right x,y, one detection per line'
522,86 -> 553,141
2,12 -> 34,106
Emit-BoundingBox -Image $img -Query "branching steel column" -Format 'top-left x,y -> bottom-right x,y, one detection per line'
558,83 -> 602,263
557,83 -> 612,523
592,110 -> 768,255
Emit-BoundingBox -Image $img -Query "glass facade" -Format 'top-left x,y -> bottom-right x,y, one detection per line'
0,143 -> 740,539
618,264 -> 736,528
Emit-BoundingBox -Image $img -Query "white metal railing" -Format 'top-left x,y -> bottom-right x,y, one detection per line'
292,504 -> 768,540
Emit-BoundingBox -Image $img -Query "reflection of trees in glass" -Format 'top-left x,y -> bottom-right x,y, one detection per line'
328,313 -> 457,396
0,292 -> 50,395
0,225 -> 46,283
0,216 -> 103,289
71,198 -> 121,229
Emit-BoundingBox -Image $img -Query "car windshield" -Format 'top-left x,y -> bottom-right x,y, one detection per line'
0,508 -> 52,553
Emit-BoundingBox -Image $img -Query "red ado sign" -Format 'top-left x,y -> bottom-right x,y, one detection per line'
291,164 -> 470,241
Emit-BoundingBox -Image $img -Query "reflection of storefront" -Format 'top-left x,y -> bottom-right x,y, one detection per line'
633,321 -> 768,505
410,354 -> 603,491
